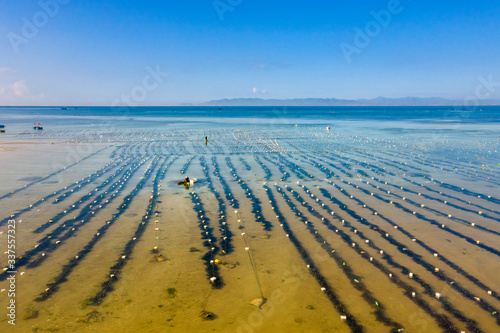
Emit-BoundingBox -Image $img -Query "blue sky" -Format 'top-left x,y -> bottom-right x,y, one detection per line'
1,0 -> 499,106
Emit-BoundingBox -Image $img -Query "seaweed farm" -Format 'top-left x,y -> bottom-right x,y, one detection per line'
1,114 -> 500,333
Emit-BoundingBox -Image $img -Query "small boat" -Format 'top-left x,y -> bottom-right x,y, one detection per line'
33,122 -> 43,130
61,107 -> 67,110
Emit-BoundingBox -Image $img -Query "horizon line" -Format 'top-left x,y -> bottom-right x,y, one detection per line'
1,104 -> 500,108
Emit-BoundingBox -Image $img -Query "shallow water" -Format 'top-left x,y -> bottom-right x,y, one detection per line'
0,107 -> 499,332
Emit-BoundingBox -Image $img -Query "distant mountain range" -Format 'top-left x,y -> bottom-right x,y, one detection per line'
194,97 -> 500,107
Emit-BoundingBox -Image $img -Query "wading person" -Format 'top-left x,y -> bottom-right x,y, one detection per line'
177,176 -> 190,190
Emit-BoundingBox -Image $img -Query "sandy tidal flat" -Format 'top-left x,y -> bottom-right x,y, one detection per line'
0,125 -> 499,333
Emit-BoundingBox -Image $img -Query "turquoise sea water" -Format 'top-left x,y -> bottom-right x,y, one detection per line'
1,106 -> 500,140
1,105 -> 500,124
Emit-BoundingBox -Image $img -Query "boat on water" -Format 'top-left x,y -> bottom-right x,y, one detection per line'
33,122 -> 43,130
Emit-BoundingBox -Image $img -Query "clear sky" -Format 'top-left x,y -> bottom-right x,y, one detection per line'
1,0 -> 499,106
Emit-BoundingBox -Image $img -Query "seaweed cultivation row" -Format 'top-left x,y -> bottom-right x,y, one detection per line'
280,152 -> 500,301
33,159 -> 135,234
294,152 -> 500,253
1,125 -> 498,332
281,150 -> 499,262
200,156 -> 233,255
258,148 -> 498,330
316,183 -> 500,305
0,158 -> 124,228
180,156 -> 194,175
314,151 -> 499,217
226,157 -> 272,231
261,184 -> 364,333
253,154 -> 272,180
284,184 -> 487,332
34,156 -> 169,301
211,156 -> 239,209
0,145 -> 110,201
325,178 -> 500,258
273,185 -> 406,332
0,155 -> 152,280
306,137 -> 498,207
189,190 -> 224,289
86,155 -> 172,305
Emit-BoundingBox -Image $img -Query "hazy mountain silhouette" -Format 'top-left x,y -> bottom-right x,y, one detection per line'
194,97 -> 499,106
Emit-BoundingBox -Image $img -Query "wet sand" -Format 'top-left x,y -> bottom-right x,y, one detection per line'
0,125 -> 499,333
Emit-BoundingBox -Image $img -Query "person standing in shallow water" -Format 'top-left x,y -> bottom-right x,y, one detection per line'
205,136 -> 208,146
